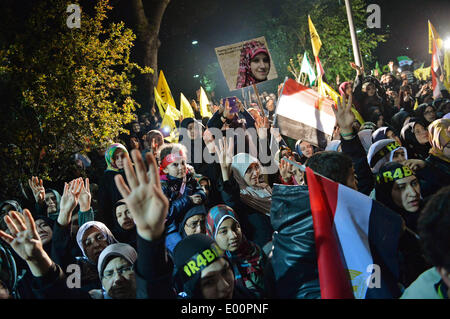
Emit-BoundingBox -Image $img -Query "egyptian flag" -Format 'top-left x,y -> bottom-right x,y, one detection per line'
274,78 -> 335,148
431,37 -> 444,99
305,167 -> 403,299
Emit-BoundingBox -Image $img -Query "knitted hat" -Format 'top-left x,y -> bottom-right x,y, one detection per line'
97,243 -> 137,278
173,234 -> 226,298
367,139 -> 404,173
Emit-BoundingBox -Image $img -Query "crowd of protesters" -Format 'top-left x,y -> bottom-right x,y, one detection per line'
0,57 -> 449,300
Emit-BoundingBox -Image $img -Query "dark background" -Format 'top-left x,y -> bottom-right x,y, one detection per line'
157,0 -> 450,101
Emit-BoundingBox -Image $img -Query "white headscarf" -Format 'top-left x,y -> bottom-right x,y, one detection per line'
76,221 -> 117,261
230,153 -> 272,215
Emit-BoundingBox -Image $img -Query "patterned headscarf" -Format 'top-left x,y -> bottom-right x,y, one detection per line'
236,41 -> 270,89
105,143 -> 129,172
428,118 -> 450,163
205,204 -> 265,297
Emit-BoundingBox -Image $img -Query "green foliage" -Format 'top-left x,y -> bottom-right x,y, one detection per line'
0,0 -> 152,198
261,0 -> 388,86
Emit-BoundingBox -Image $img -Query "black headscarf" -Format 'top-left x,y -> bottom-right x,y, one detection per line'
414,103 -> 435,127
400,120 -> 431,160
390,110 -> 411,135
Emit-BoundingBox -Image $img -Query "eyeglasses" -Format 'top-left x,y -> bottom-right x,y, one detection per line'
102,265 -> 134,280
185,219 -> 205,230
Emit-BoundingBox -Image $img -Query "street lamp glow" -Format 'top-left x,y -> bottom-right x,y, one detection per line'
193,74 -> 199,78
192,40 -> 198,45
445,38 -> 450,50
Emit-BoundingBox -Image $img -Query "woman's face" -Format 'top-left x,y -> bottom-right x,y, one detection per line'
423,106 -> 436,123
184,214 -> 206,236
113,150 -> 125,170
386,130 -> 402,146
82,227 -> 109,263
392,149 -> 406,163
414,123 -> 429,145
200,258 -> 234,299
214,217 -> 242,252
300,141 -> 314,158
376,115 -> 384,128
115,204 -> 135,230
250,53 -> 270,81
391,175 -> 421,213
35,219 -> 53,245
366,84 -> 376,97
244,163 -> 260,187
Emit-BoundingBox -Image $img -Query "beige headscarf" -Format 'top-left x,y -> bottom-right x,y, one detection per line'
428,118 -> 450,163
231,153 -> 272,215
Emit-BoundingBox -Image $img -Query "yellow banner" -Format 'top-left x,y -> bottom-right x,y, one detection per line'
160,109 -> 179,143
180,93 -> 195,119
154,87 -> 166,118
308,15 -> 322,57
165,103 -> 181,121
199,87 -> 213,118
318,78 -> 364,125
156,70 -> 177,110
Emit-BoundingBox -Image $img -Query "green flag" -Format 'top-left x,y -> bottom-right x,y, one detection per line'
300,52 -> 316,85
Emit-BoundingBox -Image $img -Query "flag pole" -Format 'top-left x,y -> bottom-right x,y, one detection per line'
344,0 -> 364,71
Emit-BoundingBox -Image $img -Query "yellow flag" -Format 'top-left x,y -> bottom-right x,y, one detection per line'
413,99 -> 419,111
199,87 -> 213,118
308,15 -> 322,57
165,103 -> 181,121
444,51 -> 450,91
154,87 -> 166,118
318,78 -> 365,125
180,93 -> 195,119
156,70 -> 177,110
160,109 -> 179,143
414,66 -> 431,81
428,20 -> 443,54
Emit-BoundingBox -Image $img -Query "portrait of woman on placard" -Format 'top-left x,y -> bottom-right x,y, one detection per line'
236,41 -> 271,89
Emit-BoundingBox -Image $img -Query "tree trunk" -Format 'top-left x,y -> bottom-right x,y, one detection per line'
123,0 -> 170,115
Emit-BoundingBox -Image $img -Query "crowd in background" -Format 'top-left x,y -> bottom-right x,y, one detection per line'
0,57 -> 449,300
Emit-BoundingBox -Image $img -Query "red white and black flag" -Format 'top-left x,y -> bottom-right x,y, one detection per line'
305,167 -> 403,299
274,79 -> 336,148
431,36 -> 444,99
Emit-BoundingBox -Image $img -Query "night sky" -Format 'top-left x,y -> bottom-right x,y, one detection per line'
157,0 -> 450,100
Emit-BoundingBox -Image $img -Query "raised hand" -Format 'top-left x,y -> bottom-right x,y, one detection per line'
403,159 -> 426,172
215,137 -> 234,182
223,98 -> 232,119
0,210 -> 53,277
114,150 -> 169,241
350,62 -> 364,76
279,158 -> 294,182
78,178 -> 91,212
58,178 -> 83,227
28,176 -> 45,204
333,93 -> 354,135
255,115 -> 269,139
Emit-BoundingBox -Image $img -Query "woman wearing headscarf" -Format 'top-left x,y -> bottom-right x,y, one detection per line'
112,200 -> 136,249
205,205 -> 266,298
374,162 -> 430,287
236,41 -> 271,89
74,221 -> 118,292
372,126 -> 402,145
409,119 -> 450,198
391,110 -> 411,136
400,120 -> 431,160
414,103 -> 437,127
97,143 -> 129,230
